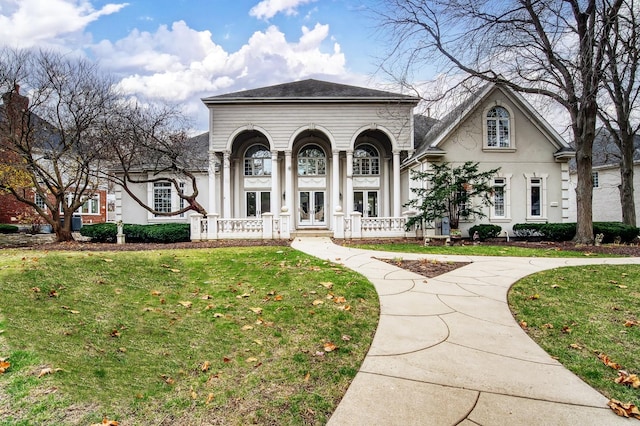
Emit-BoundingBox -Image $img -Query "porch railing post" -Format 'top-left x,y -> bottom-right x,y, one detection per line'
262,213 -> 274,240
190,213 -> 203,241
350,212 -> 362,238
279,208 -> 291,239
333,207 -> 345,239
207,213 -> 219,240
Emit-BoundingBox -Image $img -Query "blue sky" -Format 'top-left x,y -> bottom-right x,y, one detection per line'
0,0 -> 394,131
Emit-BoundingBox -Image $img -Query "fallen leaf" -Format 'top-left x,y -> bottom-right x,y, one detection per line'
150,290 -> 162,296
37,367 -> 62,378
338,305 -> 351,311
333,296 -> 347,304
213,313 -> 224,318
608,399 -> 640,419
304,372 -> 310,382
49,289 -> 59,298
161,374 -> 175,385
624,320 -> 638,327
241,325 -> 254,331
274,295 -> 283,301
519,320 -> 528,329
103,258 -> 114,262
178,301 -> 192,308
206,393 -> 215,404
201,361 -> 211,372
31,287 -> 41,293
253,339 -> 263,346
191,389 -> 198,399
0,360 -> 10,374
245,357 -> 258,363
618,285 -> 628,289
569,343 -> 582,350
223,357 -> 231,363
598,353 -> 622,370
236,293 -> 251,299
341,335 -> 352,341
615,371 -> 640,388
110,329 -> 121,338
249,307 -> 263,315
561,325 -> 571,334
312,300 -> 324,306
323,342 -> 338,352
169,268 -> 180,273
90,418 -> 119,426
320,282 -> 333,289
551,284 -> 560,289
200,294 -> 212,300
541,323 -> 554,329
527,294 -> 540,300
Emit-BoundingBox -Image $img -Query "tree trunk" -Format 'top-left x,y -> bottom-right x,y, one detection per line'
618,132 -> 637,226
53,216 -> 75,242
573,106 -> 596,244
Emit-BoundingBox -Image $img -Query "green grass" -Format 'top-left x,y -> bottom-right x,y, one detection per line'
344,242 -> 616,257
0,247 -> 379,425
509,265 -> 640,406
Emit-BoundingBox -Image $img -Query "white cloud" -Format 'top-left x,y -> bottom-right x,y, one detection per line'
0,0 -> 127,49
249,0 -> 317,20
97,21 -> 348,132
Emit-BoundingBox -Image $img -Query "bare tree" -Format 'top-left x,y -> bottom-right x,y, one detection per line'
0,48 -> 115,242
98,101 -> 208,218
377,0 -> 625,243
597,0 -> 640,226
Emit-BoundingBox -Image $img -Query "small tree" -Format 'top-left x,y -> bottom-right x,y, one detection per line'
405,161 -> 500,230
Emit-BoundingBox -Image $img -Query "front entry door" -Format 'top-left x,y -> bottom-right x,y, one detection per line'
246,191 -> 270,217
299,191 -> 325,226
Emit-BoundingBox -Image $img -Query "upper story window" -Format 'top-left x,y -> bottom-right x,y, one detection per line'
486,106 -> 511,148
353,144 -> 380,175
244,145 -> 272,176
298,145 -> 326,176
34,193 -> 47,211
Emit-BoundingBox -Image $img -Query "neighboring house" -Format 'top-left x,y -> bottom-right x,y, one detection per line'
115,79 -> 575,239
0,90 -> 108,228
567,128 -> 640,223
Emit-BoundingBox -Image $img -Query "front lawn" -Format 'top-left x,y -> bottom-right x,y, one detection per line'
0,247 -> 379,425
509,265 -> 640,408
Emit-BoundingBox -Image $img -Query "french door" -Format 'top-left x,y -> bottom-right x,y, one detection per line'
299,191 -> 325,226
246,191 -> 270,217
354,191 -> 378,217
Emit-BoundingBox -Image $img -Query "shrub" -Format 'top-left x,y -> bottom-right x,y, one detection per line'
80,223 -> 191,243
593,222 -> 640,243
0,224 -> 19,234
512,223 -> 546,239
79,223 -> 117,242
468,224 -> 501,240
539,223 -> 576,241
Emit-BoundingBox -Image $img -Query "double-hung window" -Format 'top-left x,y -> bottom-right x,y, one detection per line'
525,174 -> 548,221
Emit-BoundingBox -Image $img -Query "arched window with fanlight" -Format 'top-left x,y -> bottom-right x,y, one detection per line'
244,144 -> 272,176
353,144 -> 380,175
486,106 -> 511,148
297,145 -> 326,176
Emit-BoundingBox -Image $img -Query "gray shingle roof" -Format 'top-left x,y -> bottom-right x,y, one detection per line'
203,79 -> 420,104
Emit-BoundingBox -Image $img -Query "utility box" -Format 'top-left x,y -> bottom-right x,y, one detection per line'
61,215 -> 83,231
441,217 -> 450,236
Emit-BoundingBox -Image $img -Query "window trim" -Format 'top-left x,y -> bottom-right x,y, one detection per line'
483,104 -> 516,152
489,174 -> 512,221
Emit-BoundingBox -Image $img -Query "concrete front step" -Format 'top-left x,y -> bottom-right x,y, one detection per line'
291,229 -> 334,238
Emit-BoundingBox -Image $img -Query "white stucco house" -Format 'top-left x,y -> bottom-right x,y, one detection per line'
115,79 -> 575,240
567,128 -> 640,223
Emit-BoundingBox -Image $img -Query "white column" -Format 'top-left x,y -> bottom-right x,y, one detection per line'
332,149 -> 340,212
393,150 -> 401,217
383,156 -> 391,217
270,150 -> 280,216
208,151 -> 217,214
223,150 -> 231,218
346,149 -> 353,214
284,150 -> 293,229
233,157 -> 241,218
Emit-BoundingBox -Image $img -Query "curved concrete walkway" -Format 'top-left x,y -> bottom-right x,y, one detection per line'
290,237 -> 639,426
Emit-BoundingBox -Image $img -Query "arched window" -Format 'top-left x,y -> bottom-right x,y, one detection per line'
353,144 -> 380,175
297,145 -> 326,176
486,106 -> 510,148
244,145 -> 272,176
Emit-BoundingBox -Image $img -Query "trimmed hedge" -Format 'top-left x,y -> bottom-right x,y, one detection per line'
512,222 -> 640,243
0,224 -> 20,234
80,223 -> 190,243
468,224 -> 502,240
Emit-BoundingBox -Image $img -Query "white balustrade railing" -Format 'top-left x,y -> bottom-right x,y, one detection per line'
190,211 -> 291,241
